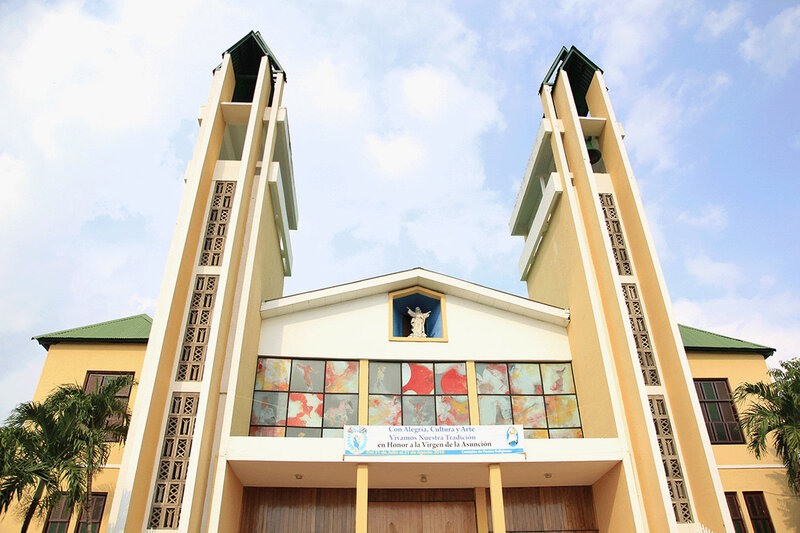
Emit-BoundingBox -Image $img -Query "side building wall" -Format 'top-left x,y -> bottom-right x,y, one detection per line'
686,350 -> 800,533
0,342 -> 146,533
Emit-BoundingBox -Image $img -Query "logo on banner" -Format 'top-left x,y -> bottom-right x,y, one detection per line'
346,426 -> 367,454
506,426 -> 519,447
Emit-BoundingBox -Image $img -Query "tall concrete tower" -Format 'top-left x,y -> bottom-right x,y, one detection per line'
510,47 -> 733,531
107,32 -> 297,531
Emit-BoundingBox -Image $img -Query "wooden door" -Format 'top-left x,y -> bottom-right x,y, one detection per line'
368,490 -> 477,533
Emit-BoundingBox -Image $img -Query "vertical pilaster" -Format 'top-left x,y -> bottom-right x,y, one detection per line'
474,487 -> 489,533
358,359 -> 369,425
355,464 -> 369,533
466,361 -> 479,425
488,464 -> 505,533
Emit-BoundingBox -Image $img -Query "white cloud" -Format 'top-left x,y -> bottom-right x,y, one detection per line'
0,153 -> 29,219
700,2 -> 745,39
685,254 -> 742,291
739,5 -> 800,75
0,355 -> 45,421
296,57 -> 365,122
677,204 -> 728,232
673,291 -> 800,368
366,134 -> 426,177
624,71 -> 730,172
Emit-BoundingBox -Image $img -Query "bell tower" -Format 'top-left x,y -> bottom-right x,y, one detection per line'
510,47 -> 734,532
107,31 -> 297,531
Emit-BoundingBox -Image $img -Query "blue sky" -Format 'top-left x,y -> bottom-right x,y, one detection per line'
1,0 -> 799,419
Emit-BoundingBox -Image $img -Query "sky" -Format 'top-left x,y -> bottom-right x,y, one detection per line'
1,0 -> 799,420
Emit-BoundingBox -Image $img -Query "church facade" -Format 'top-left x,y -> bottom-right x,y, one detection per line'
3,33 -> 799,533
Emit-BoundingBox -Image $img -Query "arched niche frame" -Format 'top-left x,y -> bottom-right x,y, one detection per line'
388,286 -> 447,342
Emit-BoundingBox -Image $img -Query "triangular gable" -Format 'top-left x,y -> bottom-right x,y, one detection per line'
261,268 -> 569,326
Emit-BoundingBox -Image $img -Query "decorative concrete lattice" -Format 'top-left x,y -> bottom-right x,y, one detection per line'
148,393 -> 199,530
176,275 -> 218,381
599,193 -> 632,276
621,283 -> 661,386
649,396 -> 694,524
199,181 -> 236,267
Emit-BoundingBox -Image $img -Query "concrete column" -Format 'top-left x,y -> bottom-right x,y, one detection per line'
488,464 -> 506,533
355,464 -> 368,533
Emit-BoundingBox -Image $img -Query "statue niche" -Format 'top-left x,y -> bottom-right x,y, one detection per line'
389,287 -> 446,341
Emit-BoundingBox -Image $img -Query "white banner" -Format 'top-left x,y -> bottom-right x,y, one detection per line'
343,425 -> 524,457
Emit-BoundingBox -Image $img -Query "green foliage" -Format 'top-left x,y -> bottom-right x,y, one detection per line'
0,399 -> 84,532
734,358 -> 800,495
0,375 -> 135,533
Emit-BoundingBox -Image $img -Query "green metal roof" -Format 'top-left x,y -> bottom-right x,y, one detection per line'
33,314 -> 152,349
540,46 -> 603,116
216,30 -> 286,103
678,324 -> 774,358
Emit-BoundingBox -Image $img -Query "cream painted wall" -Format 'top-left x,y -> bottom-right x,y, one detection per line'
258,293 -> 569,361
0,342 -> 145,533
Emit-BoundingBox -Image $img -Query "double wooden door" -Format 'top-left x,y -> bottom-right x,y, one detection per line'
367,489 -> 477,533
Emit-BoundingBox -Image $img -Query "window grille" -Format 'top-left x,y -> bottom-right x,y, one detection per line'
621,283 -> 660,386
694,380 -> 745,444
199,181 -> 235,267
43,493 -> 71,533
75,493 -> 106,533
599,193 -> 632,275
743,492 -> 776,533
148,393 -> 199,530
725,492 -> 747,533
649,396 -> 693,523
176,275 -> 218,381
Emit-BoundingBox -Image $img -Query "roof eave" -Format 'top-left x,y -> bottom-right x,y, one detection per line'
261,268 -> 570,326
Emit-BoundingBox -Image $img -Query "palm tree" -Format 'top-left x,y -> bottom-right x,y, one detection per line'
734,358 -> 800,495
48,374 -> 135,533
0,400 -> 84,532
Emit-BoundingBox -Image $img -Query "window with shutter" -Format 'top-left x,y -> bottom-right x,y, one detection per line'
74,493 -> 106,533
743,492 -> 776,533
43,493 -> 72,533
83,372 -> 134,442
725,492 -> 747,533
693,379 -> 745,444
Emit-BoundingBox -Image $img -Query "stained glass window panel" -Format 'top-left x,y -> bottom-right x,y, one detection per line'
549,428 -> 583,438
435,363 -> 467,394
524,429 -> 549,439
286,392 -> 323,427
325,361 -> 359,393
251,391 -> 287,426
476,363 -> 509,394
369,395 -> 402,425
255,358 -> 291,391
369,362 -> 401,394
290,360 -> 325,392
323,394 -> 358,427
403,396 -> 436,425
545,395 -> 581,428
508,363 -> 543,394
511,395 -> 547,428
436,395 -> 470,425
541,363 -> 575,394
286,427 -> 322,438
402,363 -> 434,395
479,395 -> 513,425
249,426 -> 285,437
